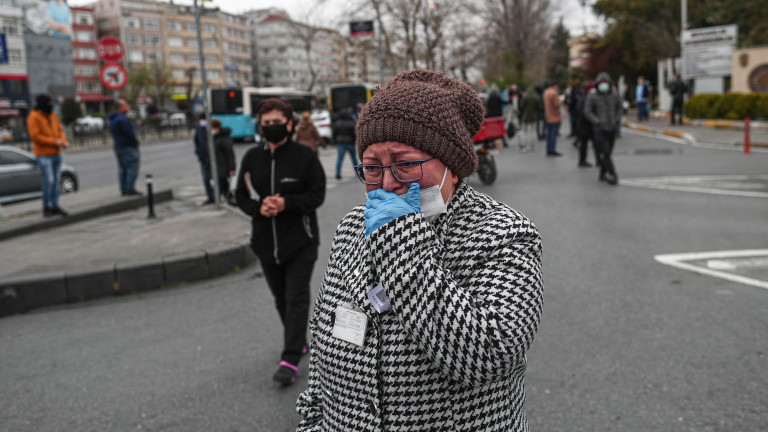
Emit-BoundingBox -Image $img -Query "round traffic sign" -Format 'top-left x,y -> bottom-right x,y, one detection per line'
100,64 -> 128,90
97,37 -> 125,62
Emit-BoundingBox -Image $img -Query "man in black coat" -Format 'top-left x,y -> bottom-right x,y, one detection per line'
668,74 -> 688,125
235,97 -> 326,386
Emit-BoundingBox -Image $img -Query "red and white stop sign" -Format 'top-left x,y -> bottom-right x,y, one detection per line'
97,37 -> 125,62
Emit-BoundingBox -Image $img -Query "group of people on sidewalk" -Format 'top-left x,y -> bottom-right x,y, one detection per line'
27,95 -> 143,218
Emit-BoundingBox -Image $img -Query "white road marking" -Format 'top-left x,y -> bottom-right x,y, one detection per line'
622,175 -> 768,198
625,128 -> 768,153
655,250 -> 768,291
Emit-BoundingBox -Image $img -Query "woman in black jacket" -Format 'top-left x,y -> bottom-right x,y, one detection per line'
235,98 -> 326,385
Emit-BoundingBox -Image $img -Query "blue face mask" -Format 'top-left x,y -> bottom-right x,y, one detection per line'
598,83 -> 610,93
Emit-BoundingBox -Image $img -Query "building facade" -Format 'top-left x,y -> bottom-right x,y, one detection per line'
0,0 -> 29,141
71,6 -> 106,114
92,0 -> 251,111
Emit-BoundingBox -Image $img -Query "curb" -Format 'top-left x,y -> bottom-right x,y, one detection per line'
0,243 -> 257,318
0,189 -> 174,242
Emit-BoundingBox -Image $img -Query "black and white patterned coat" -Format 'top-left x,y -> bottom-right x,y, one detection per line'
297,182 -> 543,431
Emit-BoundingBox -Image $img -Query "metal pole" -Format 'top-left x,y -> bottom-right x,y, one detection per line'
744,117 -> 752,155
146,174 -> 156,219
374,6 -> 385,84
195,0 -> 219,209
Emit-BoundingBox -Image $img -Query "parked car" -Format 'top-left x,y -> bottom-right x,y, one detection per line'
73,116 -> 105,134
311,109 -> 332,145
0,145 -> 79,204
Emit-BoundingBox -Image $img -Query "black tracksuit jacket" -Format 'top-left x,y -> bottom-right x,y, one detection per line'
235,139 -> 326,264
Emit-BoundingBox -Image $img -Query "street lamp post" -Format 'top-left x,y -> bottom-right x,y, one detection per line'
194,0 -> 219,208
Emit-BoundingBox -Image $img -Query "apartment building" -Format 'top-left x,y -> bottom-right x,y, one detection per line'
246,8 -> 344,94
71,6 -> 106,114
92,0 -> 251,108
0,0 -> 29,141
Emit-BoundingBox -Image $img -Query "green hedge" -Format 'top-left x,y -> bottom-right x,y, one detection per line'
685,93 -> 768,119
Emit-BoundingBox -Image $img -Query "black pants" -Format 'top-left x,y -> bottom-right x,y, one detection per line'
671,99 -> 684,125
577,132 -> 592,165
594,129 -> 617,177
260,244 -> 317,366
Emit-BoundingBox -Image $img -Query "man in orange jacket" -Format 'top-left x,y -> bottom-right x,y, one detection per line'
28,94 -> 69,217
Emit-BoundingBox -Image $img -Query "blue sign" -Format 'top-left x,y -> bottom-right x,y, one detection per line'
0,34 -> 7,64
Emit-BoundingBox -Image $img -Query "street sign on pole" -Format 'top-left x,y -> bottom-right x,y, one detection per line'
350,21 -> 374,37
100,64 -> 128,90
682,24 -> 738,79
96,37 -> 125,62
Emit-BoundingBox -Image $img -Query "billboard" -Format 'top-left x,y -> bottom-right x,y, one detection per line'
18,0 -> 72,40
682,25 -> 738,79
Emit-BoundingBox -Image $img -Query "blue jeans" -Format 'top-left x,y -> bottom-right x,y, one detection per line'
115,147 -> 140,194
37,155 -> 62,210
637,102 -> 648,122
545,122 -> 560,154
335,144 -> 358,178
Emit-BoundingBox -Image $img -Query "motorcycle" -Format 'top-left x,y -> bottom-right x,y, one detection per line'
472,116 -> 505,185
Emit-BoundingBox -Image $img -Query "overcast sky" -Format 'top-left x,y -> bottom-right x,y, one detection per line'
70,0 -> 604,35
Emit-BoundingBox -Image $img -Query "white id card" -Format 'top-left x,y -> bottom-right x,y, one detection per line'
332,306 -> 368,347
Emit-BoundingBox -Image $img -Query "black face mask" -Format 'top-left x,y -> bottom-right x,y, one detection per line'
41,105 -> 53,114
261,123 -> 290,144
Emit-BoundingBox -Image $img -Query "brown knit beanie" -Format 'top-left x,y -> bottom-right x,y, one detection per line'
356,69 -> 485,179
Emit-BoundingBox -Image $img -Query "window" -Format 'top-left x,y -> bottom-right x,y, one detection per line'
188,53 -> 199,63
186,38 -> 197,48
172,69 -> 185,80
205,54 -> 218,64
167,20 -> 181,31
79,81 -> 100,93
168,36 -> 183,47
0,21 -> 19,36
129,50 -> 143,62
145,35 -> 160,46
186,22 -> 196,32
125,17 -> 140,28
143,18 -> 160,30
79,65 -> 98,76
8,49 -> 22,65
207,69 -> 220,79
146,51 -> 161,62
204,39 -> 217,49
204,24 -> 215,34
169,53 -> 185,63
75,31 -> 93,42
126,33 -> 141,45
75,14 -> 93,25
78,48 -> 97,59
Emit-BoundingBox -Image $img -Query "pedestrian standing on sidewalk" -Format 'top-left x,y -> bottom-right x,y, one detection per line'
108,98 -> 141,196
635,76 -> 650,122
194,114 -> 215,205
28,94 -> 69,217
543,81 -> 563,156
297,69 -> 543,431
668,73 -> 687,125
519,86 -> 540,152
209,118 -> 236,203
331,107 -> 358,180
584,72 -> 622,185
234,97 -> 326,386
295,111 -> 323,154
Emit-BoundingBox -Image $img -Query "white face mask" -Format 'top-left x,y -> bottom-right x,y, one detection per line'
397,166 -> 449,222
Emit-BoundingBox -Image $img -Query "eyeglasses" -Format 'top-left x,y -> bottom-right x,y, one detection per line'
354,157 -> 435,185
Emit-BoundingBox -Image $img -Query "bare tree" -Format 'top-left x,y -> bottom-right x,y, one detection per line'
286,0 -> 328,92
148,61 -> 174,110
482,0 -> 554,85
384,0 -> 423,69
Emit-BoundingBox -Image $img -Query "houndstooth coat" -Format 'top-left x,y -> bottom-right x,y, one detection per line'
297,182 -> 543,431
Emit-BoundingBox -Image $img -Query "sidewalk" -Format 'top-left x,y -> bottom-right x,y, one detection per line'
0,144 -> 347,318
625,111 -> 768,149
0,184 -> 255,317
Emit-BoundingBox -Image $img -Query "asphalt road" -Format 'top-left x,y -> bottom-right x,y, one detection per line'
2,131 -> 767,431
